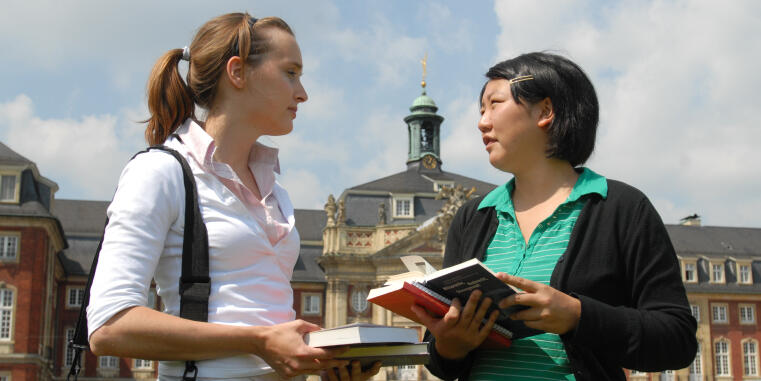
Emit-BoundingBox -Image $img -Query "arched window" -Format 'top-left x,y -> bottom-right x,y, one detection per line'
715,339 -> 731,376
744,339 -> 759,376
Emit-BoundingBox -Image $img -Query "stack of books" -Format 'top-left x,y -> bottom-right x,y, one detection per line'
304,323 -> 429,368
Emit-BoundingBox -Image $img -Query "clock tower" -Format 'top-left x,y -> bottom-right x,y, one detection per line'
404,75 -> 444,171
404,55 -> 444,172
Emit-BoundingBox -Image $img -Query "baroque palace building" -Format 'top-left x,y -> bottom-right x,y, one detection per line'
1,84 -> 761,380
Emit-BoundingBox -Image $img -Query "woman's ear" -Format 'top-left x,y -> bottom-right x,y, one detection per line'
225,56 -> 246,90
537,98 -> 555,129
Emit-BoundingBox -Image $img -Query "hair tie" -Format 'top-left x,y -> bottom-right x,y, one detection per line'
181,46 -> 190,61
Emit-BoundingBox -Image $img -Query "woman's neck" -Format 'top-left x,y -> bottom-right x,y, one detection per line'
203,111 -> 260,170
511,159 -> 579,211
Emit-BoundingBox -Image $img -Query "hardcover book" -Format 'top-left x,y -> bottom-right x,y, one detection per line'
304,323 -> 420,347
367,256 -> 542,348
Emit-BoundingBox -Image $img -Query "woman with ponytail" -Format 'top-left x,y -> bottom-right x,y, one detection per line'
86,13 -> 380,381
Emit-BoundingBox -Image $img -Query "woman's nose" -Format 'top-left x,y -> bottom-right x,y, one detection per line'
477,113 -> 491,132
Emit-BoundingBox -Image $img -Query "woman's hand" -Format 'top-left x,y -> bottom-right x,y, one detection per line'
255,320 -> 348,378
497,273 -> 581,335
410,290 -> 500,360
321,360 -> 382,381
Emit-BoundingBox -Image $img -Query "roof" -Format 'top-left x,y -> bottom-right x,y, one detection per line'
0,200 -> 55,218
294,209 -> 326,241
292,245 -> 326,282
349,167 -> 497,195
0,141 -> 33,165
52,199 -> 109,236
666,224 -> 761,257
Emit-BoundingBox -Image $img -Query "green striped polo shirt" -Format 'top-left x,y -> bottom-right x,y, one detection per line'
469,168 -> 607,381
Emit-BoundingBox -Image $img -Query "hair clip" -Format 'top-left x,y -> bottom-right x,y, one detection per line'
181,46 -> 190,61
508,75 -> 534,84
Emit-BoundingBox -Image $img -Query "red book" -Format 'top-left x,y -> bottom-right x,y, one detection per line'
367,280 -> 513,349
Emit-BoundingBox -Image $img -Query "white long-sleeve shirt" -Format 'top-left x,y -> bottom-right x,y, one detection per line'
87,119 -> 301,378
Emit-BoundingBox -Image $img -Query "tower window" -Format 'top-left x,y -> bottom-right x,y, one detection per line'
420,122 -> 434,152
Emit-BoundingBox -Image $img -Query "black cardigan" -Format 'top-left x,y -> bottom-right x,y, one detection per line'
424,179 -> 697,380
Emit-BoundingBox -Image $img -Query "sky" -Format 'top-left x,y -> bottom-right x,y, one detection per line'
1,0 -> 760,228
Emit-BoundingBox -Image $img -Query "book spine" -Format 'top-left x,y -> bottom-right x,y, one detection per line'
414,281 -> 513,340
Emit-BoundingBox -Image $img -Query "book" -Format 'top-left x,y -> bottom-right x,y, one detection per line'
367,256 -> 542,348
304,323 -> 420,347
305,323 -> 429,369
334,342 -> 429,369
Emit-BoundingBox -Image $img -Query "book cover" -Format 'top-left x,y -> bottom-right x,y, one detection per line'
304,323 -> 420,347
367,281 -> 513,348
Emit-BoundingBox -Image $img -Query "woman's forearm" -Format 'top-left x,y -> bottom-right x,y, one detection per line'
89,306 -> 262,361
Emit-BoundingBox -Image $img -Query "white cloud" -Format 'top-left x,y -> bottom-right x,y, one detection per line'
278,168 -> 332,210
0,94 -> 143,200
493,0 -> 761,226
325,16 -> 426,86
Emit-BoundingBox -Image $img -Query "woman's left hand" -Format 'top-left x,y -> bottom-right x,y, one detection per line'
321,360 -> 382,381
496,273 -> 581,335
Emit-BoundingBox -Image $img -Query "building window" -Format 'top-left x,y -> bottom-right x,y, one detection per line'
745,340 -> 759,376
684,262 -> 696,282
690,342 -> 702,376
64,328 -> 76,366
715,339 -> 731,376
712,305 -> 728,323
134,359 -> 152,369
0,289 -> 13,340
691,305 -> 700,323
99,356 -> 119,369
392,196 -> 414,218
0,235 -> 19,260
711,263 -> 725,283
67,287 -> 85,308
0,174 -> 19,202
350,288 -> 368,314
433,181 -> 454,192
739,264 -> 752,284
302,293 -> 321,315
740,305 -> 756,324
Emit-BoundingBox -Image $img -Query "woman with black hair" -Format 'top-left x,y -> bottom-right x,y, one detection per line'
412,52 -> 697,380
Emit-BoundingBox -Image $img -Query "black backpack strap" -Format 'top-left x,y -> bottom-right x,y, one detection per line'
68,144 -> 210,381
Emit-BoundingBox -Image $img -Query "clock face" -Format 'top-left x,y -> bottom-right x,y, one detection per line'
422,155 -> 437,169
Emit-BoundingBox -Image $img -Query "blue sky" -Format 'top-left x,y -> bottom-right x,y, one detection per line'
1,0 -> 760,228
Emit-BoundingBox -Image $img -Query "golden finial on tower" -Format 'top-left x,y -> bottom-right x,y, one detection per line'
420,52 -> 427,90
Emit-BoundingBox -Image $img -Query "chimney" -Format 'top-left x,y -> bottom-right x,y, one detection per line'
680,214 -> 701,226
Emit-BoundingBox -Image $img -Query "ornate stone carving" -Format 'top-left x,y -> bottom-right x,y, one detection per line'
337,199 -> 346,225
324,194 -> 336,227
378,202 -> 386,225
346,230 -> 374,247
434,184 -> 476,240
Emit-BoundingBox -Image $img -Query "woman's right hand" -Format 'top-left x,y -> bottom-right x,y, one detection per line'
410,290 -> 499,360
255,319 -> 348,378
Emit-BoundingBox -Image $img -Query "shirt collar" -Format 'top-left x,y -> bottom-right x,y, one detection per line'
175,118 -> 281,175
478,167 -> 608,213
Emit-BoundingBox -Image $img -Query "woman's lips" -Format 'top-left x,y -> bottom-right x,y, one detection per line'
483,136 -> 497,149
